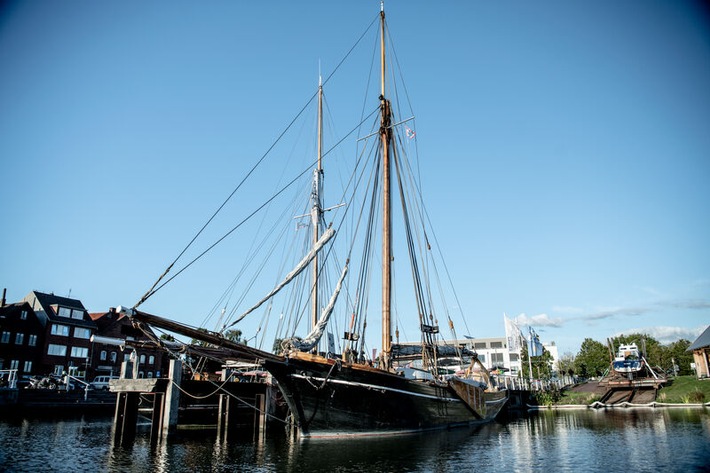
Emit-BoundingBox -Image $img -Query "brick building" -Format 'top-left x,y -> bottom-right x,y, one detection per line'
89,309 -> 169,379
0,289 -> 170,381
0,298 -> 44,377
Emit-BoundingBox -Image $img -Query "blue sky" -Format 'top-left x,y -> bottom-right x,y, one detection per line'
1,1 -> 709,356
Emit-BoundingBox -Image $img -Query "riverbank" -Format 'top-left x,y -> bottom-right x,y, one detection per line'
554,375 -> 710,406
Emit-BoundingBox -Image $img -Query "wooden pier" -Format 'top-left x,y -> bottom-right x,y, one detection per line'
111,359 -> 277,446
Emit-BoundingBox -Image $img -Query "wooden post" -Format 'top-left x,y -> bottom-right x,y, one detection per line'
113,392 -> 139,446
161,359 -> 182,439
113,360 -> 138,446
150,392 -> 165,445
253,393 -> 266,442
218,394 -> 233,441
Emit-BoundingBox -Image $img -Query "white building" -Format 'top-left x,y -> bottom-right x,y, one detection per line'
397,335 -> 559,377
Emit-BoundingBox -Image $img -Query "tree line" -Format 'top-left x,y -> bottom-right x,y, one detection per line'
553,333 -> 695,379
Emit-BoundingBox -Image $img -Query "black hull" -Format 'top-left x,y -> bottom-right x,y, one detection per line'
265,356 -> 507,438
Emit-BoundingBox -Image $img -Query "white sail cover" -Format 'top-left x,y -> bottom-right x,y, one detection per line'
287,261 -> 348,352
222,227 -> 335,331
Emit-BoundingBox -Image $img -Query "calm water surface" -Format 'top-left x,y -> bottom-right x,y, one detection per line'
1,409 -> 709,472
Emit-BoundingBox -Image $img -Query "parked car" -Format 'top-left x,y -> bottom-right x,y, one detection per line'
89,375 -> 118,391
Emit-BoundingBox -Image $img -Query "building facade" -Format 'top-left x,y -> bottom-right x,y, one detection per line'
89,309 -> 169,379
688,325 -> 710,379
397,335 -> 560,377
0,301 -> 44,377
0,289 -> 170,381
21,290 -> 96,377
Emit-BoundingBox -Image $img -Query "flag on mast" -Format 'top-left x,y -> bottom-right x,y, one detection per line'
528,326 -> 544,357
504,314 -> 523,352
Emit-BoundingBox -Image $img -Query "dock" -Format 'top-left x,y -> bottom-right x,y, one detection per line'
110,359 -> 284,446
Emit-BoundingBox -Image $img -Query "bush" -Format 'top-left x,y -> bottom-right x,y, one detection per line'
532,387 -> 562,407
683,389 -> 706,404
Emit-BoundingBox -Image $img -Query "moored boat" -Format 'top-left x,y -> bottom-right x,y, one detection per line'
120,2 -> 507,439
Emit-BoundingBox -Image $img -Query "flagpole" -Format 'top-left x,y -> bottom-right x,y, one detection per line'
528,326 -> 534,388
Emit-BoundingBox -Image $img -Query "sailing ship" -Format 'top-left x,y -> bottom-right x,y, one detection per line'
120,3 -> 507,438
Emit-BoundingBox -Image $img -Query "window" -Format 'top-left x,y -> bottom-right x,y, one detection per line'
1,332 -> 10,343
71,347 -> 89,358
74,327 -> 91,339
71,309 -> 85,320
474,342 -> 487,349
490,341 -> 504,349
509,353 -> 520,362
123,353 -> 131,362
21,310 -> 27,320
139,354 -> 146,364
23,361 -> 32,372
53,365 -> 64,376
491,352 -> 504,366
100,350 -> 107,361
10,360 -> 19,370
110,352 -> 117,363
51,324 -> 70,336
15,333 -> 24,345
48,344 -> 67,356
28,334 -> 37,346
148,355 -> 155,365
58,307 -> 72,318
147,372 -> 153,378
478,354 -> 486,362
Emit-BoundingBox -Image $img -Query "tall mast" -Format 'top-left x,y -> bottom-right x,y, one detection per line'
311,74 -> 324,340
380,3 -> 392,368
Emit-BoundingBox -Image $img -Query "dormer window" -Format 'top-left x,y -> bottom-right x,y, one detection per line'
54,305 -> 85,320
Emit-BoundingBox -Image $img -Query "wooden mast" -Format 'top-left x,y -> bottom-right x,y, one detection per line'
380,3 -> 392,369
311,75 -> 324,346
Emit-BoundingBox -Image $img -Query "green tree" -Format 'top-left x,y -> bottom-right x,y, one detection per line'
520,344 -> 554,379
223,329 -> 243,344
666,339 -> 693,376
574,338 -> 610,378
557,351 -> 576,377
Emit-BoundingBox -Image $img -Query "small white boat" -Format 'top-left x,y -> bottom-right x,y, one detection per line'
612,343 -> 644,375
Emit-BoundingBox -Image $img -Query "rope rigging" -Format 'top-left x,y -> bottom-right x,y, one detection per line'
134,14 -> 381,310
129,7 -> 474,379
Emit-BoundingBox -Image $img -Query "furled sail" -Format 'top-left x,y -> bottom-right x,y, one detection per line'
285,261 -> 348,352
222,227 -> 335,331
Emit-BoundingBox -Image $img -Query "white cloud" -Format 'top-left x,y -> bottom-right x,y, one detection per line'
614,325 -> 706,344
552,305 -> 584,315
660,299 -> 710,310
585,306 -> 652,320
515,313 -> 564,328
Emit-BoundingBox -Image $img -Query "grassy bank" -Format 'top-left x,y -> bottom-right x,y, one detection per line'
556,390 -> 602,405
656,376 -> 710,404
551,375 -> 710,406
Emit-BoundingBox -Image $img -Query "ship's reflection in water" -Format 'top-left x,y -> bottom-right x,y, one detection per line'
1,409 -> 708,472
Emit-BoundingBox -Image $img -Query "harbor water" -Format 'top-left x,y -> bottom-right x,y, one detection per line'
1,408 -> 709,472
